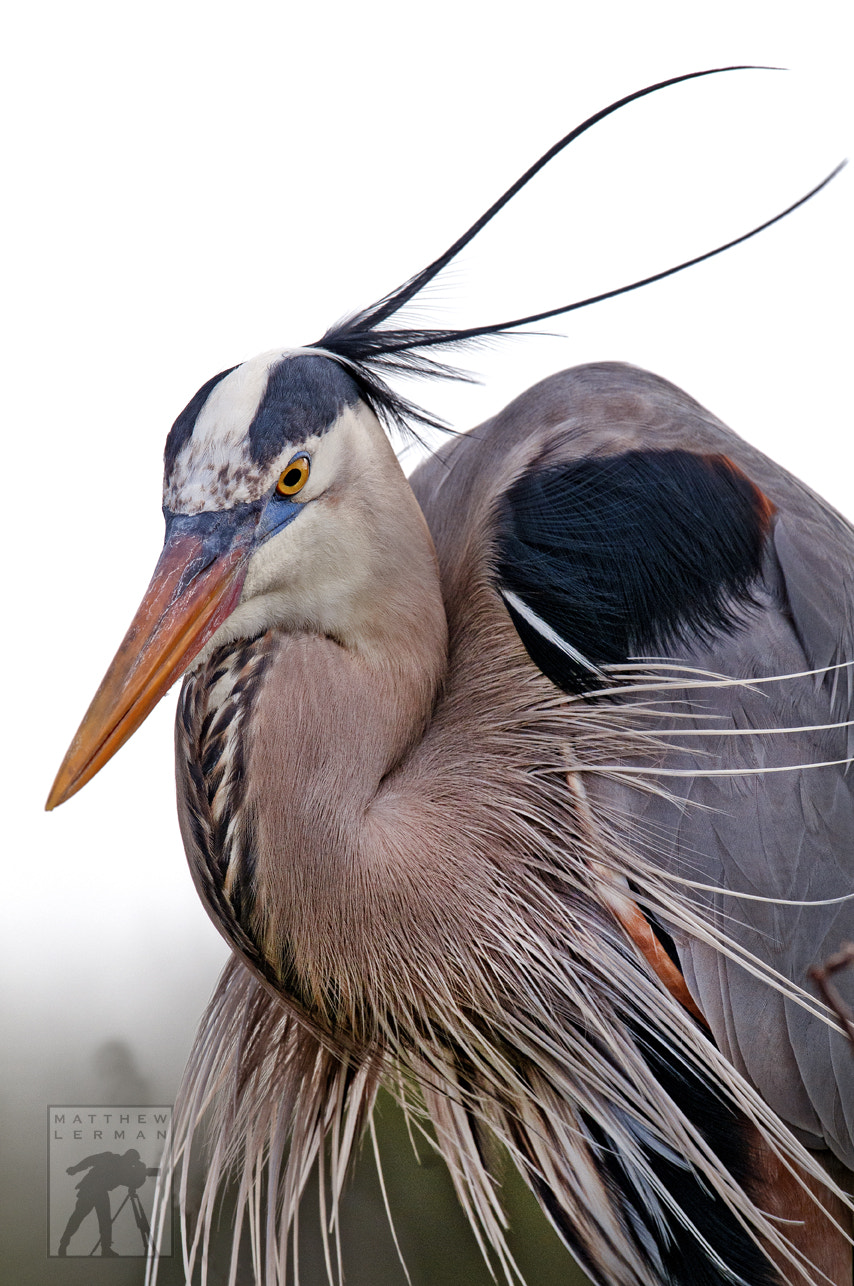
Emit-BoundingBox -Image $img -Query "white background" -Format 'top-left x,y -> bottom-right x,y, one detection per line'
1,0 -> 850,1274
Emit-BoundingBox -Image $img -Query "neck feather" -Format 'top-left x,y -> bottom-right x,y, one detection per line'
178,474 -> 454,1035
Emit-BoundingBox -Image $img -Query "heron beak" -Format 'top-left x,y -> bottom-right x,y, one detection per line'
46,511 -> 255,810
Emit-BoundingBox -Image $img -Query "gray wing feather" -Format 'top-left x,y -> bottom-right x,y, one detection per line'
597,485 -> 854,1168
417,362 -> 854,1167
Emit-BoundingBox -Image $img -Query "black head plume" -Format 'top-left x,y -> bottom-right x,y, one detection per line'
313,66 -> 845,437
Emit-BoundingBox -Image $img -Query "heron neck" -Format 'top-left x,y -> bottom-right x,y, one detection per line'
180,494 -> 451,1025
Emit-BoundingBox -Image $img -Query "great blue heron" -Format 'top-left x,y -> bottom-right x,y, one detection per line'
47,70 -> 852,1286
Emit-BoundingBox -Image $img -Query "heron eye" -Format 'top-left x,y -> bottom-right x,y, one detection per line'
276,456 -> 310,497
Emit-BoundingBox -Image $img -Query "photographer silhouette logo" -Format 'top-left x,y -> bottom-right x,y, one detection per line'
48,1106 -> 172,1258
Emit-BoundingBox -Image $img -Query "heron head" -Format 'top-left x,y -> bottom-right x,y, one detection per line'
46,351 -> 406,809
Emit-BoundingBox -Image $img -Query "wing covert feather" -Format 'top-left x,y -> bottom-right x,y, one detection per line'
414,361 -> 854,1169
624,526 -> 854,1167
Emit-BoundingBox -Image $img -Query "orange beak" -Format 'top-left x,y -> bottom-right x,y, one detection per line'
46,514 -> 254,810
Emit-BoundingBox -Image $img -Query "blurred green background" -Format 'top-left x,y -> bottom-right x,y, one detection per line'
4,1025 -> 590,1285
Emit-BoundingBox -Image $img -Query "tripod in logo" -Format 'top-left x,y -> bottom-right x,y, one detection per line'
56,1148 -> 159,1257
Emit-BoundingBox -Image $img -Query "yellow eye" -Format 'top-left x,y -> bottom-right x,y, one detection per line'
276,455 -> 310,497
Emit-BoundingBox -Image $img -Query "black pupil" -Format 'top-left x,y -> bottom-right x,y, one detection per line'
283,466 -> 302,489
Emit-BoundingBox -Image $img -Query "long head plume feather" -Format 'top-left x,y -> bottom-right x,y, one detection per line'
310,66 -> 844,437
144,72 -> 851,1286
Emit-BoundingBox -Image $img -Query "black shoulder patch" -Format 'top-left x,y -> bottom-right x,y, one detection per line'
247,355 -> 361,467
164,366 -> 238,479
496,449 -> 774,693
